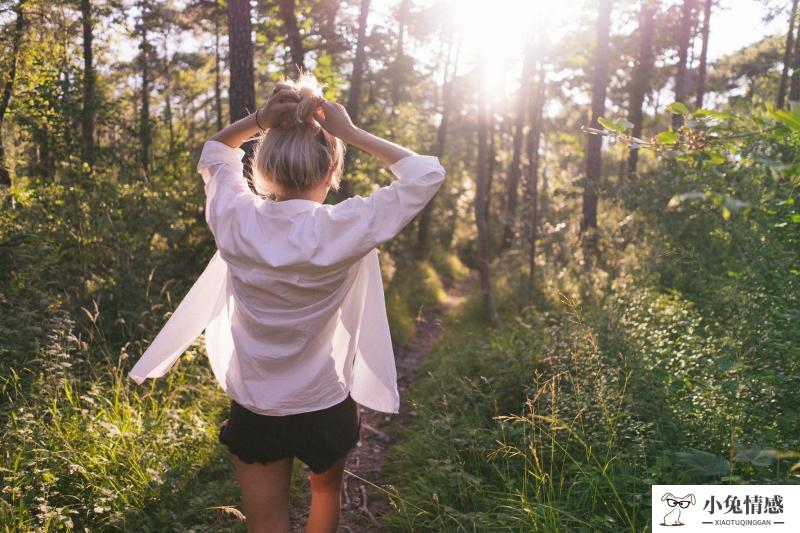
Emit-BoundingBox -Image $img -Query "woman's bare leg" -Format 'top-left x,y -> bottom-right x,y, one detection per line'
232,454 -> 294,533
306,454 -> 347,533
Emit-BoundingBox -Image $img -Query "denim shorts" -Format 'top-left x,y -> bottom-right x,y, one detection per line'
218,392 -> 361,474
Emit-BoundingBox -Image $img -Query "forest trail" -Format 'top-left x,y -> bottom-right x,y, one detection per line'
287,270 -> 474,532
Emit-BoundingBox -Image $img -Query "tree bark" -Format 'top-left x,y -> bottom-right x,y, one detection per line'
672,0 -> 695,129
695,0 -> 712,108
227,0 -> 257,189
581,0 -> 612,242
499,34 -> 535,254
0,0 -> 26,187
484,110 -> 495,224
80,0 -> 95,171
347,0 -> 370,126
416,28 -> 461,256
627,0 -> 655,176
778,0 -> 799,108
338,0 -> 371,201
138,0 -> 152,178
278,0 -> 305,73
474,79 -> 499,326
789,1 -> 800,102
214,1 -> 224,132
390,0 -> 411,112
527,62 -> 546,303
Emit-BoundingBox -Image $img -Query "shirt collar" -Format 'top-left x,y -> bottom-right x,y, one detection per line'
264,197 -> 323,212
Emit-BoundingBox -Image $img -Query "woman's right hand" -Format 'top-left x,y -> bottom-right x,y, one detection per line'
314,100 -> 358,142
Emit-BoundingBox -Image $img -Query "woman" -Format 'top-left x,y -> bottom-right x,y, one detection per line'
128,71 -> 445,532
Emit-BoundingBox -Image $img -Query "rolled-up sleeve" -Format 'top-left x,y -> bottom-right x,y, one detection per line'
196,140 -> 255,248
312,154 -> 446,265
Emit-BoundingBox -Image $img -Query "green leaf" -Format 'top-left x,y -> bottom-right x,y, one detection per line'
666,102 -> 690,115
768,109 -> 800,131
694,108 -> 730,120
675,448 -> 730,477
597,117 -> 630,133
656,130 -> 680,144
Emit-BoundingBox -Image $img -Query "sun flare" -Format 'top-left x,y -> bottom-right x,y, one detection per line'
447,0 -> 584,99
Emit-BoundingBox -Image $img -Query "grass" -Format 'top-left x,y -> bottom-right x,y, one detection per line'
377,253 -> 800,532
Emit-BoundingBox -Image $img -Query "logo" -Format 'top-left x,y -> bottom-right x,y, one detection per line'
652,485 -> 800,532
660,492 -> 697,526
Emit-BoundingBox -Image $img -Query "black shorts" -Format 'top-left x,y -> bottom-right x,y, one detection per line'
218,392 -> 362,474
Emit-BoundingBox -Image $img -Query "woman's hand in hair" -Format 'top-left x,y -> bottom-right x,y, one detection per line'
314,101 -> 358,142
259,84 -> 300,128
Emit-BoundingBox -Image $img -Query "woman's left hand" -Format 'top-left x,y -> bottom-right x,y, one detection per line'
258,84 -> 300,128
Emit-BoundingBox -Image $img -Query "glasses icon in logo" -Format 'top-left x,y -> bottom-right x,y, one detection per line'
660,492 -> 696,526
667,498 -> 692,509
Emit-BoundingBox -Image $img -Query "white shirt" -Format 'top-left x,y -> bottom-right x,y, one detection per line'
128,139 -> 446,415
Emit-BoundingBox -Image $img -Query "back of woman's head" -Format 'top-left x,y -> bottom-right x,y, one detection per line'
252,71 -> 345,200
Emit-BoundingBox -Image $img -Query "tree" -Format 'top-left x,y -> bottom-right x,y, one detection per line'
214,0 -> 224,132
278,0 -> 305,72
390,0 -> 411,112
416,24 -> 461,257
672,0 -> 695,128
695,0 -> 713,108
778,0 -> 799,108
338,0 -> 370,200
137,0 -> 153,177
80,0 -> 96,170
499,33 -> 536,254
526,60 -> 546,302
346,0 -> 370,125
581,0 -> 612,245
628,0 -> 656,175
474,69 -> 499,326
0,0 -> 26,187
227,0 -> 256,188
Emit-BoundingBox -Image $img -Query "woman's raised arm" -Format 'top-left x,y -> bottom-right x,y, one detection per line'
314,100 -> 416,165
210,84 -> 300,149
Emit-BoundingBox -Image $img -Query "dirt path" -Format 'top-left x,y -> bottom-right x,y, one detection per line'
287,274 -> 470,532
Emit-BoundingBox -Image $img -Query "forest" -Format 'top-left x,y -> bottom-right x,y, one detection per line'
1,0 -> 799,531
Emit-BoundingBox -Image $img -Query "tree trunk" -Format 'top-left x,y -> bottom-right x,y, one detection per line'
485,111 -> 495,223
789,2 -> 800,102
672,0 -> 695,129
320,0 -> 342,55
278,0 -> 305,73
474,80 -> 499,326
390,0 -> 411,112
695,0 -> 712,108
0,0 -> 26,188
778,0 -> 799,108
338,0 -> 370,201
499,34 -> 535,254
214,2 -> 224,132
163,38 -> 175,154
138,0 -> 152,178
581,0 -> 612,244
80,0 -> 95,171
347,0 -> 370,125
227,0 -> 257,189
627,0 -> 655,175
416,28 -> 461,256
527,62 -> 546,303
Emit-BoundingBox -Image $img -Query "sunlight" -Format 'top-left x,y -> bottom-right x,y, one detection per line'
447,0 -> 584,101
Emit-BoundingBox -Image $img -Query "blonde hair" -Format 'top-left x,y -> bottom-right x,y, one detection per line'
252,71 -> 345,200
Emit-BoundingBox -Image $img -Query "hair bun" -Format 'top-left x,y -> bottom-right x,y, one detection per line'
289,71 -> 325,126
